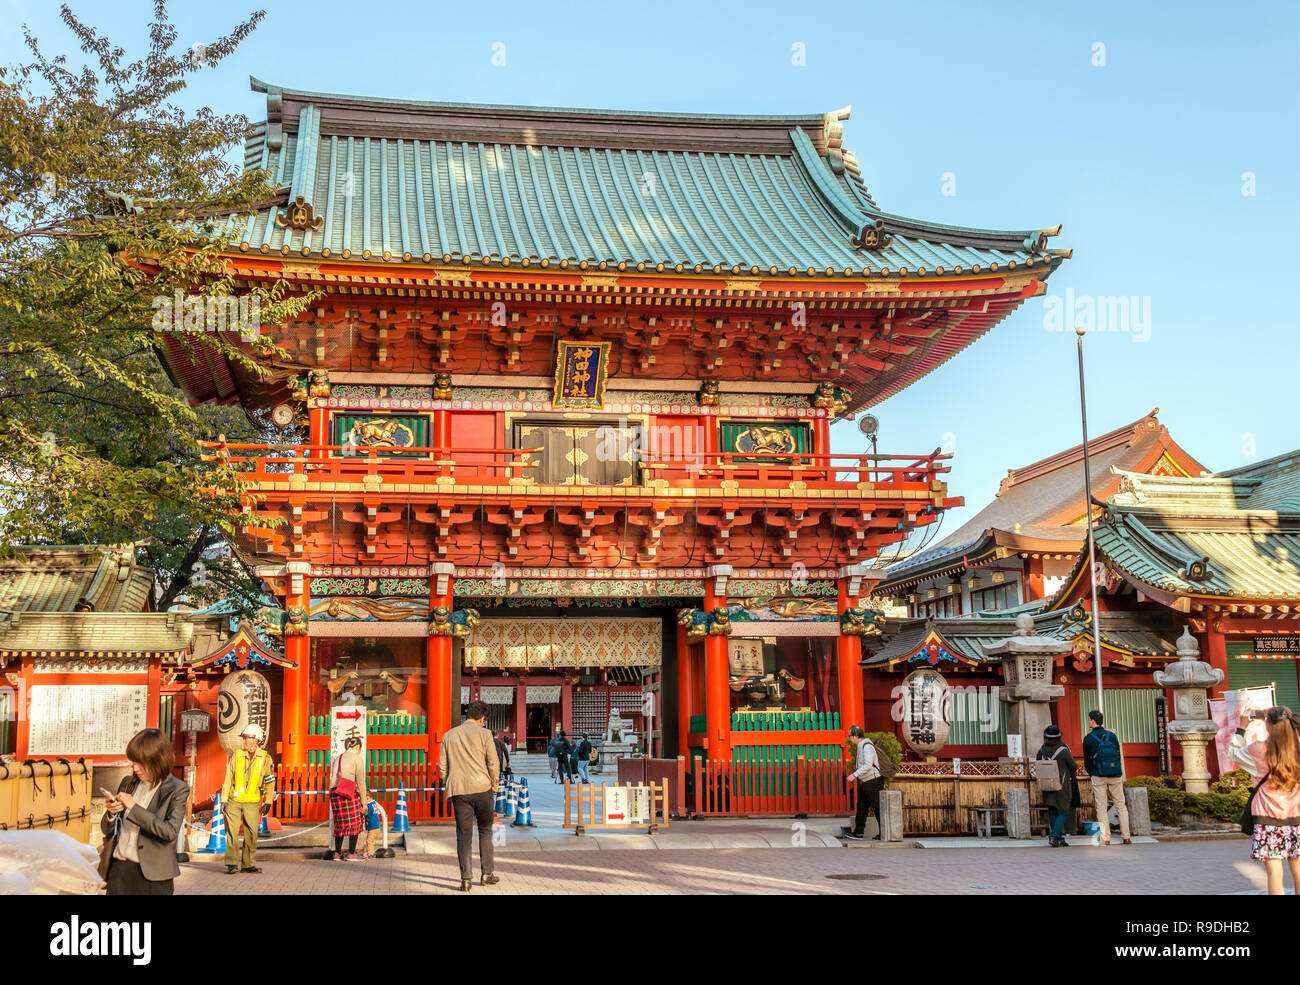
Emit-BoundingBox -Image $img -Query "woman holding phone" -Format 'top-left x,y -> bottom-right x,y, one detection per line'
101,728 -> 190,895
1231,705 -> 1300,895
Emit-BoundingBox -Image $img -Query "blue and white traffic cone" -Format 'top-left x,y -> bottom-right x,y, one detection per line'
512,777 -> 534,827
493,773 -> 507,812
200,793 -> 226,854
258,809 -> 270,837
392,783 -> 411,834
505,776 -> 517,818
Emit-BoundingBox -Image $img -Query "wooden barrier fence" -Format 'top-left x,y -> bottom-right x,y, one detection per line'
0,759 -> 94,841
688,758 -> 1100,833
272,764 -> 452,823
691,756 -> 856,817
563,779 -> 670,835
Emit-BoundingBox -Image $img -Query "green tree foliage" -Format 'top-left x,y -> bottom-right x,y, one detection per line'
0,3 -> 305,607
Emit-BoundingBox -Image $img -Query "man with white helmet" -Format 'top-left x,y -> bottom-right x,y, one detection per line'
219,722 -> 276,874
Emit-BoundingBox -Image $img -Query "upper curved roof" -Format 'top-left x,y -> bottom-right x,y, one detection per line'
235,78 -> 1065,278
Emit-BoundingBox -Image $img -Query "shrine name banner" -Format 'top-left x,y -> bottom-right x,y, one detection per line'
28,684 -> 149,756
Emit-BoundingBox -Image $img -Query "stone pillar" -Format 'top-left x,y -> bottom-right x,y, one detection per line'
427,562 -> 454,768
703,564 -> 733,763
878,789 -> 904,841
1124,786 -> 1152,836
982,613 -> 1068,753
1154,628 -> 1223,794
835,564 -> 867,731
1005,787 -> 1032,839
281,561 -> 312,766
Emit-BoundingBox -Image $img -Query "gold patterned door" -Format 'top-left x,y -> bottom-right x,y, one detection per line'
514,422 -> 642,485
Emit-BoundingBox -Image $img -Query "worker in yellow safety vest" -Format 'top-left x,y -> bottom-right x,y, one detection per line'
220,723 -> 276,874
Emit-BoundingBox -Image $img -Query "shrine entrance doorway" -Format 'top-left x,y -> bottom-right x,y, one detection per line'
525,704 -> 553,753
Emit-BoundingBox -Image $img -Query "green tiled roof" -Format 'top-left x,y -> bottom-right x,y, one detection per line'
863,610 -> 1181,666
0,545 -> 152,614
237,78 -> 1065,277
0,612 -> 193,658
1052,453 -> 1300,604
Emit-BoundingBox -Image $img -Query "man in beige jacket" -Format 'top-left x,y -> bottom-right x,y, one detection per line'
438,700 -> 500,891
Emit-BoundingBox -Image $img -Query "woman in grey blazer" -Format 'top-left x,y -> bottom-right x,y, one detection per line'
102,728 -> 190,895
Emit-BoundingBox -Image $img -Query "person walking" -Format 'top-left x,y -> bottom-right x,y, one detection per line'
841,725 -> 884,841
576,734 -> 593,783
1231,705 -> 1300,895
100,728 -> 190,895
547,733 -> 558,781
568,740 -> 583,782
328,735 -> 370,861
1082,709 -> 1131,845
553,730 -> 572,785
1036,724 -> 1079,847
219,723 -> 276,875
438,699 -> 500,892
494,731 -> 512,777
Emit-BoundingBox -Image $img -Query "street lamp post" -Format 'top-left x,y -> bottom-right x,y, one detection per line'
1075,327 -> 1106,713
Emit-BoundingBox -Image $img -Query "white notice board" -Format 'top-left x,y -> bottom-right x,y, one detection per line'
29,684 -> 149,756
603,785 -> 631,825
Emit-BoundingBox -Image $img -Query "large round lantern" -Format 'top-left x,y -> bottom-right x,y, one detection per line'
899,667 -> 951,755
217,669 -> 272,754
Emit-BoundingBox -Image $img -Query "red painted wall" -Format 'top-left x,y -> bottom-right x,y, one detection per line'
450,411 -> 500,479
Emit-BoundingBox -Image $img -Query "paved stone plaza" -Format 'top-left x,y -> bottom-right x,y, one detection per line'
177,837 -> 1265,895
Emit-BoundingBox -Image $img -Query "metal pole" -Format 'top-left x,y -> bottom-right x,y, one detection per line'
1075,328 -> 1105,713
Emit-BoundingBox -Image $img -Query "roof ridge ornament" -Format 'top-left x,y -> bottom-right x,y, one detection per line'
275,195 -> 324,231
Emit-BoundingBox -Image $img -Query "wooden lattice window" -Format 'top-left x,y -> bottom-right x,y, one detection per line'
513,421 -> 642,486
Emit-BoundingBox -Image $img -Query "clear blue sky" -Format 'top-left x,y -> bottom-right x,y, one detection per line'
6,1 -> 1298,536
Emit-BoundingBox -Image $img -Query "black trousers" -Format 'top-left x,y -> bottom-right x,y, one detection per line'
852,777 -> 885,836
451,791 -> 495,881
106,858 -> 174,895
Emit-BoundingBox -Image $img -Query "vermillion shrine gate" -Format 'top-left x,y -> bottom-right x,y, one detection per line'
161,78 -> 1066,792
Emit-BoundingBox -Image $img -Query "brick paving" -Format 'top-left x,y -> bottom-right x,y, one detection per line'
176,839 -> 1268,895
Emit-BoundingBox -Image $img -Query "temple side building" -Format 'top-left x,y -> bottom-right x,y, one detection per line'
872,409 -> 1206,618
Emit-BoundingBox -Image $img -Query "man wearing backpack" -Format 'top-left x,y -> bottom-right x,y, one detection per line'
1083,709 -> 1131,845
842,725 -> 886,841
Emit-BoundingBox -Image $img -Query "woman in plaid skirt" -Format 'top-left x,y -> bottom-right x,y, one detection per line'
329,736 -> 370,861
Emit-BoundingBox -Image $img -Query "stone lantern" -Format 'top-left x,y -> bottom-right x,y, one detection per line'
1153,627 -> 1224,794
982,613 -> 1068,751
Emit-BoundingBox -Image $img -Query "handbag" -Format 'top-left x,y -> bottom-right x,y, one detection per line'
331,761 -> 358,798
1239,773 -> 1270,835
97,813 -> 121,881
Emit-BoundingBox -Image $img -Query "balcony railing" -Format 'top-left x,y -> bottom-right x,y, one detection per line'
200,440 -> 950,492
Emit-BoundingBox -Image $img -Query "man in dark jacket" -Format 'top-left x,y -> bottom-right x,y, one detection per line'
576,734 -> 593,783
1036,724 -> 1079,847
1082,709 -> 1131,845
553,730 -> 572,784
494,731 -> 512,776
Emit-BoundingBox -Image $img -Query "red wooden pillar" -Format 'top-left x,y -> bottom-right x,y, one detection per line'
146,657 -> 162,729
561,678 -> 573,734
836,565 -> 866,731
433,407 -> 452,473
676,620 -> 692,759
14,658 -> 34,760
309,402 -> 329,448
1202,613 -> 1228,699
428,563 -> 455,768
1024,556 -> 1046,601
281,561 -> 311,765
703,565 -> 732,763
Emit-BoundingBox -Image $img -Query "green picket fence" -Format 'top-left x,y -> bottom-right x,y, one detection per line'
305,711 -> 428,767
